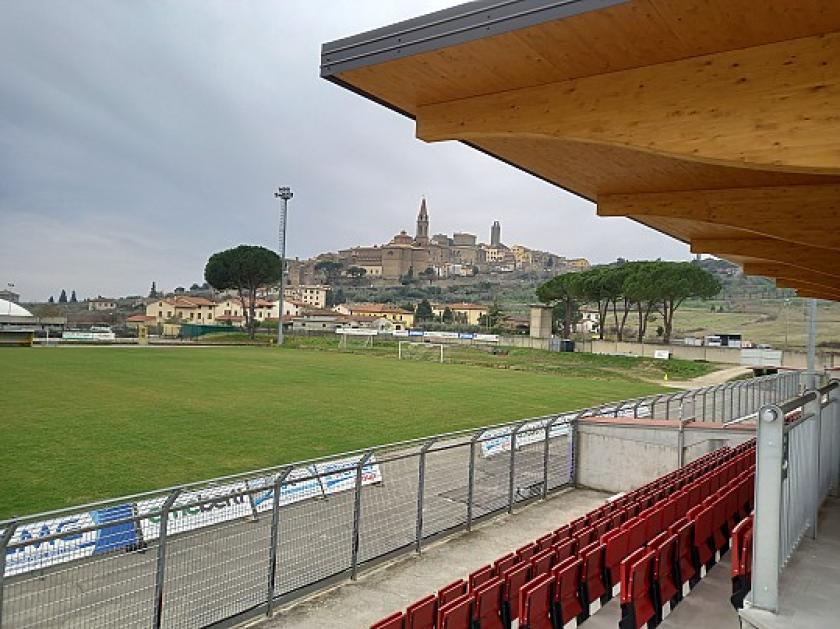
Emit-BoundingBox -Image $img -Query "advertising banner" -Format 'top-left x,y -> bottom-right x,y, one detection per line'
474,334 -> 499,343
246,467 -> 324,513
314,454 -> 383,495
4,504 -> 138,576
479,416 -> 573,458
137,482 -> 251,541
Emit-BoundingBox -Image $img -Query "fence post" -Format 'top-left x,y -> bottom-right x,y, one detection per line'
351,451 -> 372,579
677,419 -> 686,468
508,422 -> 526,514
749,404 -> 785,613
266,467 -> 293,618
415,440 -> 434,553
0,521 -> 18,629
153,488 -> 181,629
805,390 -> 822,540
543,417 -> 559,500
467,431 -> 481,532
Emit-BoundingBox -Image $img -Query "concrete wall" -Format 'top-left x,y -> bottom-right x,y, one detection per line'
575,419 -> 753,494
578,338 -> 839,370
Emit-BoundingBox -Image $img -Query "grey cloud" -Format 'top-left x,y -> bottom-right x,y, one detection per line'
0,0 -> 689,301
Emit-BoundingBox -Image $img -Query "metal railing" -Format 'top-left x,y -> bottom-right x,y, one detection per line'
0,372 -> 796,629
749,379 -> 840,613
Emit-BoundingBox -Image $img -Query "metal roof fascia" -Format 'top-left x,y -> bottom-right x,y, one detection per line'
320,0 -> 628,77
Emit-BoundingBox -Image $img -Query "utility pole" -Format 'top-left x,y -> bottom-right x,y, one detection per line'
274,187 -> 293,346
806,298 -> 818,389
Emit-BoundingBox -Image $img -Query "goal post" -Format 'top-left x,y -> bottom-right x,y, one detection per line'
398,340 -> 445,363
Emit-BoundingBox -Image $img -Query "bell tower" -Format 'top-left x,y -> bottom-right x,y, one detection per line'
415,198 -> 430,245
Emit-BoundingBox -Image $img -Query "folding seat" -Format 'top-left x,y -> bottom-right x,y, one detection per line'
709,470 -> 721,494
516,542 -> 537,564
469,564 -> 494,591
729,517 -> 753,610
661,498 -> 677,530
593,516 -> 611,539
618,548 -> 654,629
553,524 -> 570,540
651,534 -> 679,622
569,516 -> 587,534
536,533 -> 555,551
437,593 -> 472,629
551,557 -> 584,627
578,541 -> 607,617
692,505 -> 716,573
473,577 -> 504,629
611,509 -> 626,530
493,553 -> 517,578
640,506 -> 663,541
671,519 -> 696,593
371,612 -> 404,629
518,574 -> 554,629
626,501 -> 640,519
501,562 -> 530,627
687,484 -> 702,510
574,526 -> 594,551
553,537 -> 575,563
530,548 -> 555,577
699,476 -> 712,502
438,579 -> 467,607
602,527 -> 629,599
406,595 -> 436,629
711,495 -> 729,553
724,482 -> 740,530
623,516 -> 646,553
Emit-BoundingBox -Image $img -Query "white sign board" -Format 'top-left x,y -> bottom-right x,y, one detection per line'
479,416 -> 573,458
653,350 -> 671,360
137,482 -> 251,541
247,467 -> 324,512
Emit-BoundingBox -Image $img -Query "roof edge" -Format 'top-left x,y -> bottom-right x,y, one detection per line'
320,0 -> 628,77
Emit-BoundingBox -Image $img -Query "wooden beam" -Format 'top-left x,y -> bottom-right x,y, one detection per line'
795,289 -> 840,302
597,186 -> 840,250
775,277 -> 840,297
690,237 -> 838,276
416,32 -> 840,173
742,263 -> 840,291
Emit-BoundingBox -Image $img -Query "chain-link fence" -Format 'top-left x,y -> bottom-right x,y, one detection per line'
0,371 -> 799,629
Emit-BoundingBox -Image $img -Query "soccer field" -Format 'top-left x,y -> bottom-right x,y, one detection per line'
1,346 -> 667,518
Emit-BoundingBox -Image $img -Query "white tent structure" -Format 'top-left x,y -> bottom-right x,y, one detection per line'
0,298 -> 33,318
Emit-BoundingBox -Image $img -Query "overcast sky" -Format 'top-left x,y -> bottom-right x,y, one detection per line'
0,1 -> 691,301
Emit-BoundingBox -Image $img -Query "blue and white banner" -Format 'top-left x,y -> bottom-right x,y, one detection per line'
314,455 -> 382,495
479,416 -> 573,458
247,467 -> 324,513
137,482 -> 251,541
4,504 -> 138,576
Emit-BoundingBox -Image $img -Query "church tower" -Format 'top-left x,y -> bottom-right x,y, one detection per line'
490,220 -> 501,246
415,198 -> 430,245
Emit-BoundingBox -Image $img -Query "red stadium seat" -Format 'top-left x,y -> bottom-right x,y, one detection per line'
516,542 -> 537,564
671,519 -> 696,591
519,574 -> 554,629
554,524 -> 570,540
406,595 -> 436,629
652,533 -> 679,621
469,565 -> 494,591
593,516 -> 611,539
501,562 -> 530,626
619,550 -> 656,629
641,506 -> 663,541
579,541 -> 607,616
530,548 -> 555,577
493,553 -> 516,577
438,580 -> 467,607
473,577 -> 504,629
730,516 -> 753,610
437,593 -> 472,629
574,526 -> 594,551
603,527 -> 630,598
536,533 -> 555,551
553,537 -> 575,563
371,611 -> 404,629
692,505 -> 716,570
552,557 -> 583,626
623,516 -> 646,553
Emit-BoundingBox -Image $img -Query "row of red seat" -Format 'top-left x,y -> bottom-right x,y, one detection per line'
372,441 -> 756,629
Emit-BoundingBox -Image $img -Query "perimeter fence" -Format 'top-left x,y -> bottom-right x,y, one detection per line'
0,371 -> 799,628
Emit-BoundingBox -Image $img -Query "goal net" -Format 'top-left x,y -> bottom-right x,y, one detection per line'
398,341 -> 445,363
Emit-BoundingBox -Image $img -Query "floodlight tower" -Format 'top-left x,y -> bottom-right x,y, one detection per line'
274,186 -> 293,346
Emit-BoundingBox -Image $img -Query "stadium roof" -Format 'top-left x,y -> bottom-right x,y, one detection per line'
321,0 -> 840,301
0,299 -> 33,318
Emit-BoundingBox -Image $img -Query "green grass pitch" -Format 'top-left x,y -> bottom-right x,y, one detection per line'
1,346 -> 669,518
